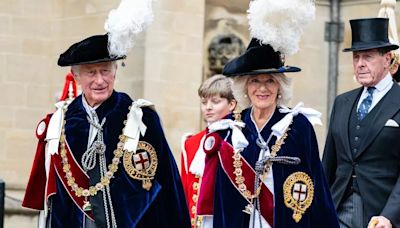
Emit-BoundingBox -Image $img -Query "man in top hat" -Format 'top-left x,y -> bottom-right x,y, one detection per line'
22,33 -> 190,228
323,17 -> 400,228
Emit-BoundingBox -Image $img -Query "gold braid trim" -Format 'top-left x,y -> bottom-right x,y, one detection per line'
233,107 -> 242,123
232,126 -> 290,200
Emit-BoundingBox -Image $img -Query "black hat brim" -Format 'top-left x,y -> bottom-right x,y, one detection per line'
222,39 -> 302,77
58,56 -> 125,67
343,43 -> 399,52
225,66 -> 301,77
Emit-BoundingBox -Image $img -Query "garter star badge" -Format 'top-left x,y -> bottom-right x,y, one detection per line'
204,135 -> 215,151
203,132 -> 221,154
283,172 -> 314,223
123,141 -> 158,191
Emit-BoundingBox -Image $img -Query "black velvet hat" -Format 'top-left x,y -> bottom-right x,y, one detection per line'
343,18 -> 399,52
222,38 -> 301,77
57,34 -> 125,66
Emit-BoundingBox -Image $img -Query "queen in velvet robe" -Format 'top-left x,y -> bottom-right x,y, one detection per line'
212,106 -> 339,228
211,38 -> 339,228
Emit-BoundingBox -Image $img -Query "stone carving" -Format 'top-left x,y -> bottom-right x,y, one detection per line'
208,34 -> 245,75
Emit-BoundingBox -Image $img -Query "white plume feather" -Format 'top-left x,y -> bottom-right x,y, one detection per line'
248,0 -> 315,56
104,0 -> 154,57
378,0 -> 399,59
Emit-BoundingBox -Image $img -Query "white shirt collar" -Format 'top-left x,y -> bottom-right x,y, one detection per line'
357,72 -> 394,111
369,72 -> 393,92
81,94 -> 100,117
81,94 -> 102,149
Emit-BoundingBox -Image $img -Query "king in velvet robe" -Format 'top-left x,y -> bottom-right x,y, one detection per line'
23,91 -> 190,228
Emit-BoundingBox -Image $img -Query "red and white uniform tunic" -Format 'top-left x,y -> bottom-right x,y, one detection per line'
180,130 -> 208,227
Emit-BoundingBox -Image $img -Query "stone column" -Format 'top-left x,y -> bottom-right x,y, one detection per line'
143,0 -> 206,158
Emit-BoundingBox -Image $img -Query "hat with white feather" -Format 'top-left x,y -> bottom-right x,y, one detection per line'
378,0 -> 400,82
58,0 -> 154,66
223,0 -> 316,77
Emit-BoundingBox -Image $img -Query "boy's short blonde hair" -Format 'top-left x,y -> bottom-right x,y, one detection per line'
198,74 -> 235,101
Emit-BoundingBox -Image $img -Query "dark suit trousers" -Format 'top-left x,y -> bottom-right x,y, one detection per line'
337,193 -> 363,228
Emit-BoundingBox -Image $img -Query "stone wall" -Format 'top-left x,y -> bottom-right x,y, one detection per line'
143,0 -> 205,160
0,0 -> 206,226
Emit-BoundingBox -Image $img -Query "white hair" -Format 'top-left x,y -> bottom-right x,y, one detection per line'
71,65 -> 80,75
231,73 -> 292,110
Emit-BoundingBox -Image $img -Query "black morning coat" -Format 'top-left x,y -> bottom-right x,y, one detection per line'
323,82 -> 400,227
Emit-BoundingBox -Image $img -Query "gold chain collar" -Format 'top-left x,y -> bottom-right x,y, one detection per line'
59,106 -> 130,199
233,127 -> 290,200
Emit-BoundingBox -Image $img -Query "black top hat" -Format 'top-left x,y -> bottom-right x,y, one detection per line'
57,34 -> 125,66
222,38 -> 301,77
343,18 -> 399,52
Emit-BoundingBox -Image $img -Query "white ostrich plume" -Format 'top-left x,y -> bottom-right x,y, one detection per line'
248,0 -> 316,56
378,0 -> 399,59
104,0 -> 154,57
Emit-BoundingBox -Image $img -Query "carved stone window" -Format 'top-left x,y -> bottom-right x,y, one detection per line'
208,34 -> 245,75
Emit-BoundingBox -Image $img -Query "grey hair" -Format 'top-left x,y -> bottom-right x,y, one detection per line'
71,65 -> 79,75
231,73 -> 292,110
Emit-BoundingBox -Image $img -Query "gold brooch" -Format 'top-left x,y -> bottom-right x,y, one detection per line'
283,172 -> 314,223
123,141 -> 158,190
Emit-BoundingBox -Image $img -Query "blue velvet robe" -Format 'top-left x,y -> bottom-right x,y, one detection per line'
49,91 -> 190,228
213,107 -> 339,228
